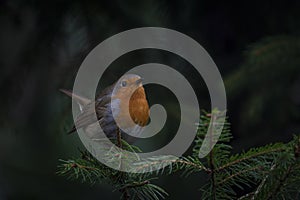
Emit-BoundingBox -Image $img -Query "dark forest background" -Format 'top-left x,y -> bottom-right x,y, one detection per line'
0,0 -> 300,199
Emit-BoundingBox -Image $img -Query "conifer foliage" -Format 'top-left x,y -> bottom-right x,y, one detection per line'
57,110 -> 300,199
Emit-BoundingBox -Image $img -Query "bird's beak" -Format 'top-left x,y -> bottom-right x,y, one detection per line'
136,78 -> 143,85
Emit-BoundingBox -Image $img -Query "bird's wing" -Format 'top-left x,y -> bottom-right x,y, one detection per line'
63,83 -> 117,134
59,89 -> 91,111
68,93 -> 113,134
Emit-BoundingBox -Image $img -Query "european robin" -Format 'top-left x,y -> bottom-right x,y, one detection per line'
60,74 -> 150,144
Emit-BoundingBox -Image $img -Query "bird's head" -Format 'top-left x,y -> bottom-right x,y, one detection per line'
113,74 -> 145,99
111,74 -> 149,128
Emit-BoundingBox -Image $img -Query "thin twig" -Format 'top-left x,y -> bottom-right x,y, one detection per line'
215,147 -> 284,172
116,128 -> 130,200
216,166 -> 263,186
251,163 -> 276,200
266,164 -> 293,200
120,180 -> 150,190
238,192 -> 255,200
133,158 -> 211,174
209,114 -> 217,200
66,163 -> 98,171
117,128 -> 122,148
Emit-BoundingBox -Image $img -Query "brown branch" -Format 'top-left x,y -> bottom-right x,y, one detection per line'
210,151 -> 216,200
209,113 -> 217,200
120,180 -> 150,190
133,157 -> 211,174
177,159 -> 211,173
116,128 -> 130,200
215,147 -> 284,172
216,166 -> 263,186
117,128 -> 123,148
66,163 -> 98,171
251,164 -> 276,200
266,164 -> 293,200
238,192 -> 255,200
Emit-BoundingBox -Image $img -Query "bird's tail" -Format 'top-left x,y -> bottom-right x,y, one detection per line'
60,89 -> 91,134
59,89 -> 91,109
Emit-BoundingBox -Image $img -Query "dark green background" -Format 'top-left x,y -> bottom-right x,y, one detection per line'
0,0 -> 300,199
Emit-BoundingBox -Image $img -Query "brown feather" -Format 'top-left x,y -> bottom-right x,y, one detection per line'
129,87 -> 149,126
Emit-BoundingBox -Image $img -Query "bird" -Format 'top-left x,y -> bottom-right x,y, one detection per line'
60,74 -> 150,144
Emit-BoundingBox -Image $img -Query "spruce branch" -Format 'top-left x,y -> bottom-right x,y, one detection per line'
58,110 -> 300,200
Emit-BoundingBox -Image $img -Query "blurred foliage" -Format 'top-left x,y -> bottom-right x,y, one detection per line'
226,36 -> 300,148
1,0 -> 300,199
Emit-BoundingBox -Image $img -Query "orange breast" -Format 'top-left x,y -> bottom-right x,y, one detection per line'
129,87 -> 149,126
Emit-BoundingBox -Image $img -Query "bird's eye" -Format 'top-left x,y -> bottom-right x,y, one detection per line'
121,81 -> 127,87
